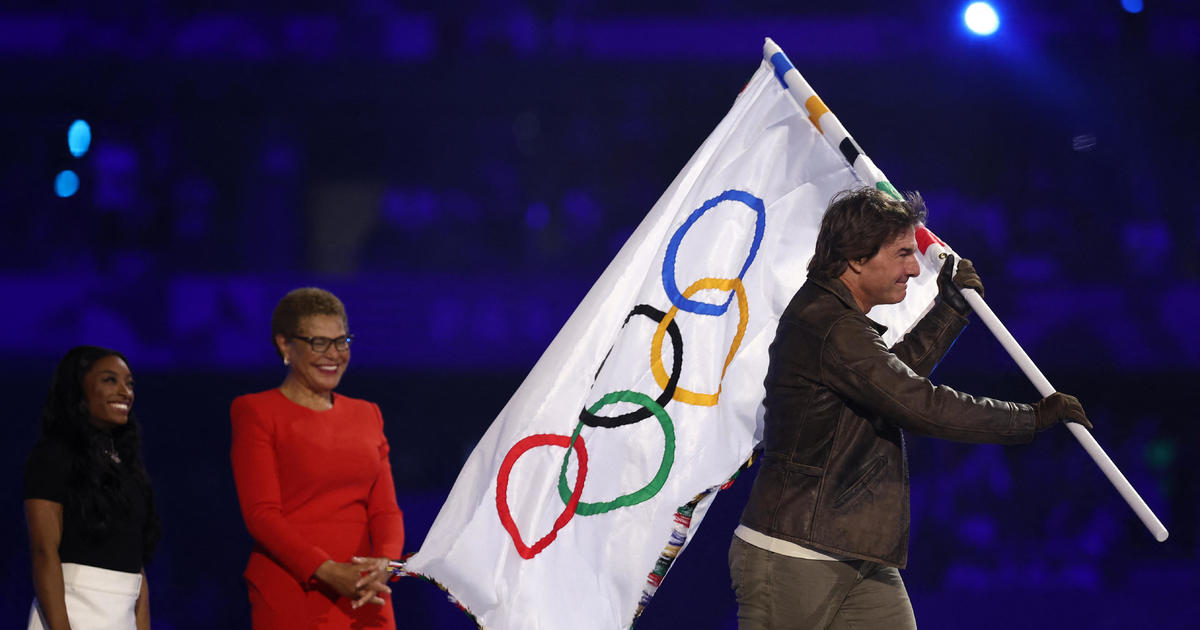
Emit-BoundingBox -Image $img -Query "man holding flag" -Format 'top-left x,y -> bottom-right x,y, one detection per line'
730,187 -> 1093,629
403,38 -> 1163,630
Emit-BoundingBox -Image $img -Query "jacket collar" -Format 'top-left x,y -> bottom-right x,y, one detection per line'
809,275 -> 889,335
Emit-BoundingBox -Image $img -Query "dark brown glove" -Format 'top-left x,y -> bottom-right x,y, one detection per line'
1034,392 -> 1093,431
937,254 -> 984,314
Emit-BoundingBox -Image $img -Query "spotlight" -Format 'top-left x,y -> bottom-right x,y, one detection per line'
964,2 -> 1000,36
55,170 -> 80,198
1121,0 -> 1143,14
68,119 -> 91,158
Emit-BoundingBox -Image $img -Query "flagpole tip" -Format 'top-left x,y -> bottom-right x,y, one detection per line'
763,37 -> 781,61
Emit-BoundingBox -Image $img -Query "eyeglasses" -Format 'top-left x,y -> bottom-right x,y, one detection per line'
291,334 -> 354,353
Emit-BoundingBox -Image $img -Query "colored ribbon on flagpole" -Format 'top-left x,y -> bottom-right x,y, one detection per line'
763,36 -> 1167,542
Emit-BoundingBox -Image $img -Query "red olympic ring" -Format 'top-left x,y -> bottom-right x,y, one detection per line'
496,433 -> 589,560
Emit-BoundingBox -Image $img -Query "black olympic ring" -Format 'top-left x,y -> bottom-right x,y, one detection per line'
578,304 -> 683,429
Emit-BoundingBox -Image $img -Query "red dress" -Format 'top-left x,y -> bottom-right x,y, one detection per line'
231,389 -> 405,629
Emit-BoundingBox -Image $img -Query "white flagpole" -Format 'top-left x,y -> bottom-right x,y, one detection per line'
941,250 -> 1169,543
763,37 -> 1169,542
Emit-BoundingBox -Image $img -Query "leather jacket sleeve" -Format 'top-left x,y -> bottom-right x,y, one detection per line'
888,301 -> 969,378
821,313 -> 1037,444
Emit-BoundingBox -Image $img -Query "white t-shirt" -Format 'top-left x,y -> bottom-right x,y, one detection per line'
734,525 -> 850,561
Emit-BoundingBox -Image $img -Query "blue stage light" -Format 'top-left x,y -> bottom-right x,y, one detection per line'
1122,0 -> 1143,14
964,2 -> 1000,36
68,119 -> 91,158
55,170 -> 80,198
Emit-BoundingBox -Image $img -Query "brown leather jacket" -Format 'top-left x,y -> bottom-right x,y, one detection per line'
738,276 -> 1036,568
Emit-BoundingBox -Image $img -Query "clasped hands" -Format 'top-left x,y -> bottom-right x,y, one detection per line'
314,556 -> 392,609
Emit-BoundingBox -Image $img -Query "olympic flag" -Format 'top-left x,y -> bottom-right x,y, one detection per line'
403,38 -> 945,629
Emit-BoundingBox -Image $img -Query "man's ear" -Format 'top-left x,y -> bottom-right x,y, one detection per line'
846,258 -> 866,274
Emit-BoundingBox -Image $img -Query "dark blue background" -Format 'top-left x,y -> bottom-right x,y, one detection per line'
3,1 -> 1197,628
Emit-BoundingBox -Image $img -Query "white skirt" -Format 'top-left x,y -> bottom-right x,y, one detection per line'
28,563 -> 142,630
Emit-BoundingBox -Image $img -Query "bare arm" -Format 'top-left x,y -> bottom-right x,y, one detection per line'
135,571 -> 149,630
25,498 -> 71,630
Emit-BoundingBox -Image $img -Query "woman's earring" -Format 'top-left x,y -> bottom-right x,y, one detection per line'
283,356 -> 290,366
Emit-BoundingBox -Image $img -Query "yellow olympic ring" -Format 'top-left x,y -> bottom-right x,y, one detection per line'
650,277 -> 748,407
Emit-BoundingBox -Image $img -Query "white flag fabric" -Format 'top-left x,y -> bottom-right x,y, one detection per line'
404,38 -> 944,629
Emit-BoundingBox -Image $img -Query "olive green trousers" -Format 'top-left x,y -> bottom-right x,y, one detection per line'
729,536 -> 918,630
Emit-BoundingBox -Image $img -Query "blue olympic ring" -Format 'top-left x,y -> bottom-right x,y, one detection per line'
661,189 -> 765,316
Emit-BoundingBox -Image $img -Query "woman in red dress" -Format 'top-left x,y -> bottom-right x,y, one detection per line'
231,287 -> 405,629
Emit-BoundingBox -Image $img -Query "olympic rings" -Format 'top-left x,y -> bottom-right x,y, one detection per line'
498,188 -> 764,560
496,433 -> 589,560
661,189 -> 764,316
557,390 -> 676,516
650,277 -> 748,406
579,305 -> 683,429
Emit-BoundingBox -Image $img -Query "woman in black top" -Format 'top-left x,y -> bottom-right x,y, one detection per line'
24,346 -> 160,630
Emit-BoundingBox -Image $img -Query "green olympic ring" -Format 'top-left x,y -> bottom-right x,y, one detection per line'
557,389 -> 676,516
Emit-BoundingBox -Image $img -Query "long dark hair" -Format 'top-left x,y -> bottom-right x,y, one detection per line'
40,345 -> 161,564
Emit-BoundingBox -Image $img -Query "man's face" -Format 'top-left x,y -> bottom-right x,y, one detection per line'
845,226 -> 920,312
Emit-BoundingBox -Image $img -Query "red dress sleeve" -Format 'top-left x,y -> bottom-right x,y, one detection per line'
367,402 -> 405,560
230,396 -> 332,583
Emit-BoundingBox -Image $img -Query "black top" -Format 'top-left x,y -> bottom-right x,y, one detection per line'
24,436 -> 149,574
